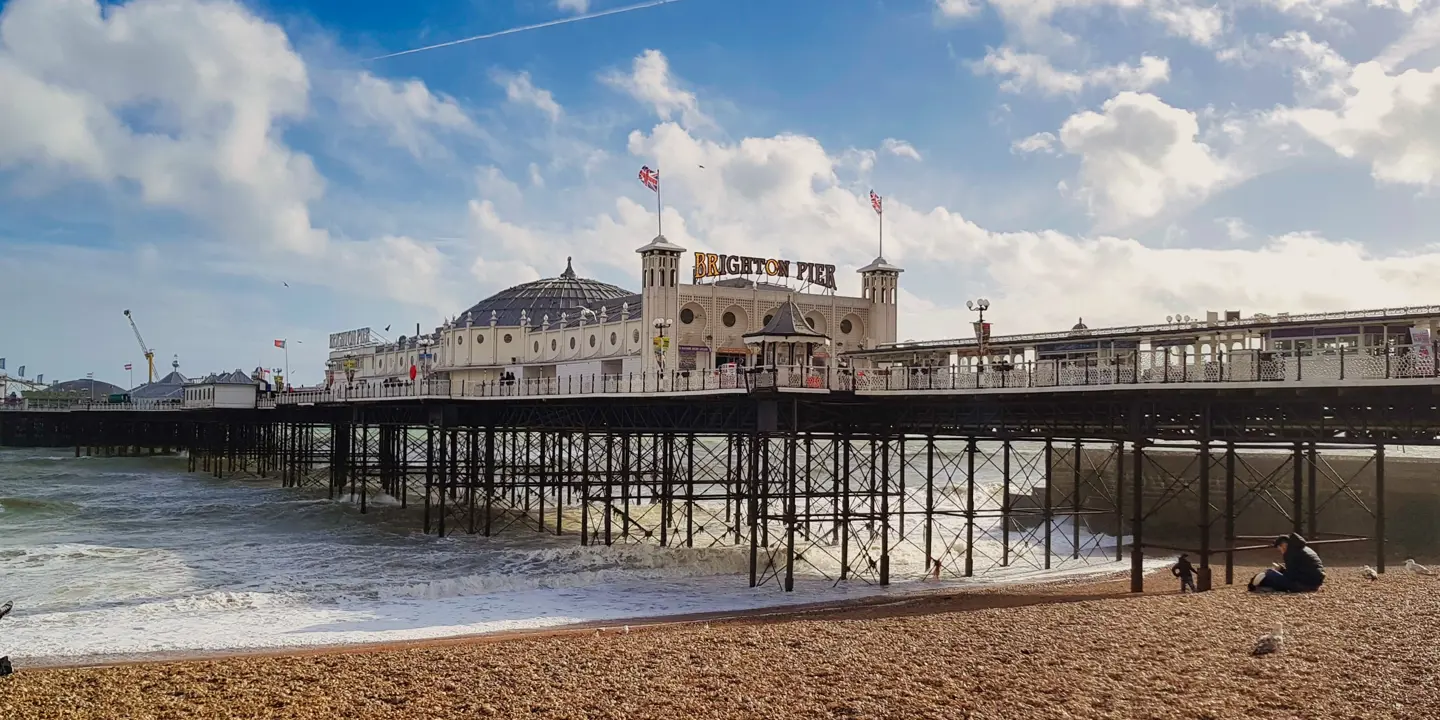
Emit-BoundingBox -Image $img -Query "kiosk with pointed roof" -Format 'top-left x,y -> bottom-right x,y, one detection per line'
744,297 -> 830,387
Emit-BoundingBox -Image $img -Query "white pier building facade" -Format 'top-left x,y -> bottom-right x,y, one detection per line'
325,236 -> 901,389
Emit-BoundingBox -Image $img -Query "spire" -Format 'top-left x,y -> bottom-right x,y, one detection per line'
561,256 -> 577,279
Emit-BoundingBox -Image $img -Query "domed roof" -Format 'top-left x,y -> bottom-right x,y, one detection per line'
459,258 -> 636,327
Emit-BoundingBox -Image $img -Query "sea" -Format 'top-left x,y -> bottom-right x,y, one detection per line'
0,443 -> 1188,666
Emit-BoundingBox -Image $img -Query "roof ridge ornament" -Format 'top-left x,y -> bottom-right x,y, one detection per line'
561,256 -> 577,279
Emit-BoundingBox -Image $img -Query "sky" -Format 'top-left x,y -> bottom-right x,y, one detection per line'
3,0 -> 1440,385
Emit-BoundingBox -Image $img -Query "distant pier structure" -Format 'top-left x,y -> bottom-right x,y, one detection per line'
7,247 -> 1440,592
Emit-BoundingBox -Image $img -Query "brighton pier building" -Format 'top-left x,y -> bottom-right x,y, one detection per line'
326,236 -> 901,386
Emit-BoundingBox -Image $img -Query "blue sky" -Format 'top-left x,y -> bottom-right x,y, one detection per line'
4,0 -> 1440,385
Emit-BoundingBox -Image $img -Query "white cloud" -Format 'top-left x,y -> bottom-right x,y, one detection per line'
492,70 -> 562,122
0,0 -> 325,254
881,138 -> 923,161
1277,61 -> 1440,186
934,0 -> 984,18
1055,92 -> 1237,227
1012,131 -> 1058,153
557,0 -> 590,13
0,0 -> 468,315
977,47 -> 1171,95
963,0 -> 1225,48
1268,31 -> 1352,100
602,49 -> 712,129
1216,216 -> 1253,241
337,71 -> 477,156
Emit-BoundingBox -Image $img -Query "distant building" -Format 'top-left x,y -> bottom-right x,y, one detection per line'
326,237 -> 901,385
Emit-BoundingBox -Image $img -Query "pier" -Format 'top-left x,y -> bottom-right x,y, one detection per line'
4,345 -> 1431,594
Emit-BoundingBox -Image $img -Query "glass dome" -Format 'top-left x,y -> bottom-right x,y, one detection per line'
459,257 -> 636,327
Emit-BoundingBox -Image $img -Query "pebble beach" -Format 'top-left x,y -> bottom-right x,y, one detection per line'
3,566 -> 1437,720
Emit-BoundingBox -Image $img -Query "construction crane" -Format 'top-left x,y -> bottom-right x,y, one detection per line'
123,309 -> 156,384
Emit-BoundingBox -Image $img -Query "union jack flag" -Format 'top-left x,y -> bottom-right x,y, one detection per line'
638,165 -> 659,192
124,363 -> 133,371
870,190 -> 882,215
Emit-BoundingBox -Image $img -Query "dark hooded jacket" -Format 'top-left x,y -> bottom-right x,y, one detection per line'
1281,533 -> 1325,589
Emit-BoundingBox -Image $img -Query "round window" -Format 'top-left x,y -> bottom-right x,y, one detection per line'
680,308 -> 695,324
589,335 -> 597,348
764,315 -> 774,325
504,334 -> 513,343
723,311 -> 736,327
458,335 -> 464,345
610,332 -> 618,345
805,317 -> 815,329
840,318 -> 853,334
534,341 -> 540,352
633,330 -> 640,343
550,339 -> 557,351
477,334 -> 485,344
570,337 -> 576,350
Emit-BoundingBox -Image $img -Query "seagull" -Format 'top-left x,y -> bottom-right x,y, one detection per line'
1252,623 -> 1284,656
1362,566 -> 1379,581
578,307 -> 597,322
282,282 -> 289,287
1405,559 -> 1434,575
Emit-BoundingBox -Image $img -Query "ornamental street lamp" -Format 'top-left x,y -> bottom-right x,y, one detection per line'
653,318 -> 673,372
966,298 -> 991,357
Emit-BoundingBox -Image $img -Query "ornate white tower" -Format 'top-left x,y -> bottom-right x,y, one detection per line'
857,255 -> 903,348
636,233 -> 685,372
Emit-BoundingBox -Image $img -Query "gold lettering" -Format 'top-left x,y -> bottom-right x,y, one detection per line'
693,252 -> 707,282
764,258 -> 780,276
707,253 -> 720,279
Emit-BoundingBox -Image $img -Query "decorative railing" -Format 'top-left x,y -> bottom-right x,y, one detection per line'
274,369 -> 748,405
851,345 -> 1439,392
6,345 -> 1437,412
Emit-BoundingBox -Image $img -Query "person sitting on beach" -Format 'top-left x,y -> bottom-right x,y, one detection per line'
1249,533 -> 1326,593
1172,554 -> 1197,593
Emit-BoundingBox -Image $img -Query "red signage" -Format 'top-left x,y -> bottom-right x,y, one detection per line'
409,365 -> 417,381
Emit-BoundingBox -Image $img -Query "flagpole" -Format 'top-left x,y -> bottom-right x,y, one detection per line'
655,161 -> 663,237
879,205 -> 884,258
284,341 -> 290,388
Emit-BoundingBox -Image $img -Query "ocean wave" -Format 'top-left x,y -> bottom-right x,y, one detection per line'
0,496 -> 81,516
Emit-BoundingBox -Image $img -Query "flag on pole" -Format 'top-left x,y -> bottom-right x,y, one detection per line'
870,190 -> 882,214
124,363 -> 133,371
274,339 -> 286,349
638,165 -> 659,192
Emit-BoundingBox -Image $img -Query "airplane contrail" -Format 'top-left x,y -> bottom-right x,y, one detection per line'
367,0 -> 693,62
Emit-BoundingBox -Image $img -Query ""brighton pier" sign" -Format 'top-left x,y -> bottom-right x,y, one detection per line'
693,252 -> 837,290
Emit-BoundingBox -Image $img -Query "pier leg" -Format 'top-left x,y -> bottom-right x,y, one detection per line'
965,437 -> 976,578
1225,443 -> 1236,585
1043,437 -> 1053,569
1376,444 -> 1386,573
1198,439 -> 1212,591
1131,441 -> 1145,593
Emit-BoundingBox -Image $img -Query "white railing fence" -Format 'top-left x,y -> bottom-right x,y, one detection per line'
5,344 -> 1437,412
852,344 -> 1438,392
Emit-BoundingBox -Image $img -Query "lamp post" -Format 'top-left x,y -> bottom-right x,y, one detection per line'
966,298 -> 991,360
653,318 -> 673,373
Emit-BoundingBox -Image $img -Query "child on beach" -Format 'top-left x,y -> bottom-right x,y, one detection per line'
1171,554 -> 1197,593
